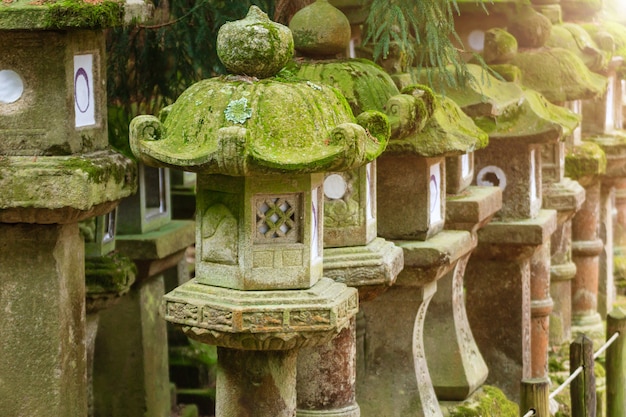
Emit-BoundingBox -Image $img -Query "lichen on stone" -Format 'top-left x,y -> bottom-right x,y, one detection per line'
224,97 -> 253,124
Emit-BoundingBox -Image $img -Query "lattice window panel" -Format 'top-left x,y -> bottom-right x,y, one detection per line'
254,194 -> 301,243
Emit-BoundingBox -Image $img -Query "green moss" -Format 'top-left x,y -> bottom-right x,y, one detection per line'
0,0 -> 124,30
565,141 -> 607,180
511,48 -> 607,103
483,28 -> 518,64
446,386 -> 518,417
85,252 -> 136,294
44,0 -> 124,28
131,75 -> 387,175
547,24 -> 608,72
488,64 -> 522,82
296,58 -> 400,115
56,155 -> 128,185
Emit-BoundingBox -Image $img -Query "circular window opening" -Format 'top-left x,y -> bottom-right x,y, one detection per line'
468,30 -> 485,52
324,174 -> 348,200
477,166 -> 507,191
0,70 -> 24,104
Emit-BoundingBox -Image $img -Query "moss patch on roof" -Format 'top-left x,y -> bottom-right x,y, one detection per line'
0,0 -> 125,30
511,47 -> 607,103
130,76 -> 389,175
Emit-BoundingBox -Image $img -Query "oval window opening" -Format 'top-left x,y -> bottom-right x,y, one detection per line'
0,70 -> 24,104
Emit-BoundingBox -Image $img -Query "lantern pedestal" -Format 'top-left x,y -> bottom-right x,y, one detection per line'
465,210 -> 557,401
357,231 -> 474,417
424,185 -> 502,401
93,220 -> 194,417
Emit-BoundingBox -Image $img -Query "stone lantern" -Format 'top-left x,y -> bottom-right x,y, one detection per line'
0,2 -> 146,415
360,86 -> 487,415
130,7 -> 388,416
288,4 -> 409,415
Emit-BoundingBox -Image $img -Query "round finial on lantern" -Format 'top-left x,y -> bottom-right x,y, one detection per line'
217,6 -> 294,79
289,0 -> 351,57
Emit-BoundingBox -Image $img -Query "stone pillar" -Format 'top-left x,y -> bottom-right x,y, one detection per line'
85,251 -> 136,417
530,241 -> 552,378
599,181 -> 616,318
0,224 -> 86,417
93,220 -> 194,417
614,180 -> 626,295
297,318 -> 360,417
465,210 -> 556,400
571,177 -> 606,337
425,158 -> 503,402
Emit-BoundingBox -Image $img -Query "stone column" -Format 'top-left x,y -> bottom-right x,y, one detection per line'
0,224 -> 87,417
614,180 -> 626,295
465,211 -> 557,400
93,220 -> 194,417
425,159 -> 503,401
570,173 -> 606,338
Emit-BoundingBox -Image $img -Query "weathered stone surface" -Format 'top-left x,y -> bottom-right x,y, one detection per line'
0,151 -> 136,223
130,81 -> 386,176
511,48 -> 607,103
425,254 -> 488,400
508,6 -> 552,48
297,318 -> 358,416
323,237 -> 404,301
0,0 -> 139,30
476,209 -> 557,247
290,0 -> 351,57
94,276 -> 171,417
446,186 -> 503,232
295,58 -> 399,116
377,154 -> 446,240
395,230 -> 475,287
483,28 -> 518,64
0,223 -> 86,417
323,164 -> 377,248
115,219 -> 194,261
547,23 -> 609,73
358,282 -> 441,417
164,278 -> 358,350
85,251 -> 136,314
217,348 -> 297,417
217,6 -> 293,79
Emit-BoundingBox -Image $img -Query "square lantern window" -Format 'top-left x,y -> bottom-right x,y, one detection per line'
542,142 -> 566,185
446,152 -> 474,195
565,101 -> 583,147
194,173 -> 324,291
475,143 -> 543,220
323,162 -> 377,248
377,154 -> 446,241
0,31 -> 108,155
84,208 -> 118,257
582,73 -> 619,136
117,164 -> 172,235
171,169 -> 197,189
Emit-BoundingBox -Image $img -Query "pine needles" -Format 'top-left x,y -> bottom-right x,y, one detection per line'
362,0 -> 476,92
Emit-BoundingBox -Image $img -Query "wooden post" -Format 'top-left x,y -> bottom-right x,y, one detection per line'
570,335 -> 596,417
521,378 -> 550,417
607,308 -> 626,417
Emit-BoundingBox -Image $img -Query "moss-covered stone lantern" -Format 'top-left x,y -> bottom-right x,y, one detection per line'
289,5 -> 404,415
0,1 -> 147,416
130,7 -> 388,416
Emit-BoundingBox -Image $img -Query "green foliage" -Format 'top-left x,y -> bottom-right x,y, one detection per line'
362,0 -> 482,92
